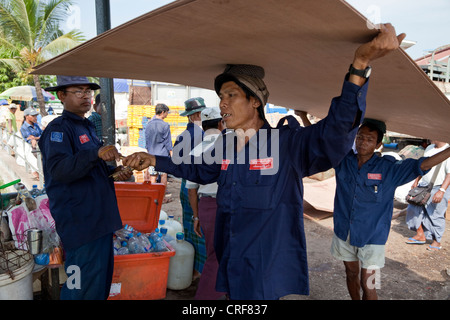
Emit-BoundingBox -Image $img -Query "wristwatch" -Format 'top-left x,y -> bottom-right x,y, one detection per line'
193,216 -> 199,221
349,64 -> 372,79
439,188 -> 446,193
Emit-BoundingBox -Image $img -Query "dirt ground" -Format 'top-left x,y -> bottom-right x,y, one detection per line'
161,176 -> 450,300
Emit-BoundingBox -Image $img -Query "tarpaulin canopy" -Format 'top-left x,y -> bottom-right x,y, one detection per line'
31,0 -> 450,141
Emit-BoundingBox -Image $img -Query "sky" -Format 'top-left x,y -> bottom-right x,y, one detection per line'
64,0 -> 450,60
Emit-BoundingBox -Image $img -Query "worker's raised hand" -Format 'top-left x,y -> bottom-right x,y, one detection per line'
122,152 -> 154,171
353,23 -> 406,69
98,145 -> 122,162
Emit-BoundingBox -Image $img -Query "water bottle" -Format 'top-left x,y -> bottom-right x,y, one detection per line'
115,227 -> 131,241
136,232 -> 152,252
40,184 -> 47,196
167,232 -> 195,290
124,224 -> 138,235
113,237 -> 122,254
30,185 -> 39,198
127,234 -> 144,254
154,233 -> 168,252
160,227 -> 175,243
117,241 -> 129,255
148,228 -> 160,247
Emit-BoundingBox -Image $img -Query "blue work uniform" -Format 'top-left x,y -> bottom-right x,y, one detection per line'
155,78 -> 368,299
333,151 -> 427,247
38,110 -> 122,250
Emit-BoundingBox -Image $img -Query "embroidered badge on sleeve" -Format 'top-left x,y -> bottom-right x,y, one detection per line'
50,132 -> 63,142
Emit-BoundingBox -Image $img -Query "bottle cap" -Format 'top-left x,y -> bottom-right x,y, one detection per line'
176,232 -> 184,240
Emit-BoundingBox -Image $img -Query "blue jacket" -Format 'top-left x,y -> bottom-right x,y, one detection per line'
334,151 -> 427,247
156,78 -> 367,299
38,110 -> 122,250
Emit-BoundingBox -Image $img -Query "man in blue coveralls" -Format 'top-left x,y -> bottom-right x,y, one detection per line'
124,24 -> 405,299
40,76 -> 132,300
332,119 -> 450,300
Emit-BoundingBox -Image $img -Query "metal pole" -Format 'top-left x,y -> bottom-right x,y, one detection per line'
95,0 -> 115,147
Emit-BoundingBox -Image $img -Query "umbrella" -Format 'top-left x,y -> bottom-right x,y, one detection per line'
0,85 -> 55,102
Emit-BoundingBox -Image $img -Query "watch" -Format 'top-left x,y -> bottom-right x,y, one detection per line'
349,64 -> 372,79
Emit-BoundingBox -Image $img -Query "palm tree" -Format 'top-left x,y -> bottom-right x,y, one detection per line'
0,0 -> 85,116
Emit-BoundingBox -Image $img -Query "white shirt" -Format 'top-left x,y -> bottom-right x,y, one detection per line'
420,143 -> 450,186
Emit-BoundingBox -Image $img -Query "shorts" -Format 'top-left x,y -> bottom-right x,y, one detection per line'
331,233 -> 385,269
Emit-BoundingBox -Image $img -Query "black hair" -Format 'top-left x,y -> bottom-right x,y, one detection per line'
202,118 -> 221,131
155,103 -> 169,115
359,122 -> 383,144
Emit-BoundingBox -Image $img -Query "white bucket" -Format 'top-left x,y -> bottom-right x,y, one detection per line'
0,250 -> 35,300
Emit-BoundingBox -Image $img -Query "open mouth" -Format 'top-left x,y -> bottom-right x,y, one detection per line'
222,113 -> 231,119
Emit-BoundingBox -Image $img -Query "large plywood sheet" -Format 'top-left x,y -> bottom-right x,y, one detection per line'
32,0 -> 450,141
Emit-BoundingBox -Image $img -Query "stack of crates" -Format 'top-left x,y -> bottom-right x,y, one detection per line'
127,105 -> 188,147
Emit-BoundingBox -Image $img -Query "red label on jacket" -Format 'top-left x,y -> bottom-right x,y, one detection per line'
79,134 -> 90,144
249,158 -> 274,170
368,173 -> 382,180
221,159 -> 231,170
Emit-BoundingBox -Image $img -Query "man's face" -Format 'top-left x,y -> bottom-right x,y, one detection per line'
161,110 -> 169,120
26,114 -> 37,124
355,126 -> 382,156
218,81 -> 260,130
57,85 -> 92,117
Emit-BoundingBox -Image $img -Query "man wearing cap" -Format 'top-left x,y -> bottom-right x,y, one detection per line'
39,76 -> 132,300
6,103 -> 18,134
173,97 -> 207,281
332,118 -> 450,300
185,107 -> 227,300
20,107 -> 43,149
124,24 -> 406,299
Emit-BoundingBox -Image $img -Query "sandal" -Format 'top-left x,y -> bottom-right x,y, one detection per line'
426,245 -> 442,251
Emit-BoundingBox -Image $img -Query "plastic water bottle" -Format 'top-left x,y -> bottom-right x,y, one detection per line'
39,184 -> 47,196
154,233 -> 168,252
160,227 -> 175,243
124,224 -> 138,235
167,232 -> 195,290
136,232 -> 152,252
148,228 -> 160,247
117,242 -> 129,255
115,227 -> 131,241
127,234 -> 144,254
30,185 -> 39,198
113,238 -> 122,254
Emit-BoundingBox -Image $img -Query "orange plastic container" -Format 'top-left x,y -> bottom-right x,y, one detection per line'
108,181 -> 175,300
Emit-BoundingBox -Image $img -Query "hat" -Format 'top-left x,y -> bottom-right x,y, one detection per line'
180,97 -> 206,117
214,64 -> 270,107
24,107 -> 39,116
362,118 -> 386,134
45,75 -> 101,92
201,107 -> 222,122
8,103 -> 17,109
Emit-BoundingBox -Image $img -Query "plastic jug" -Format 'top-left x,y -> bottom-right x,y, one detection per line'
158,220 -> 176,238
166,215 -> 183,235
167,232 -> 194,290
159,209 -> 168,221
